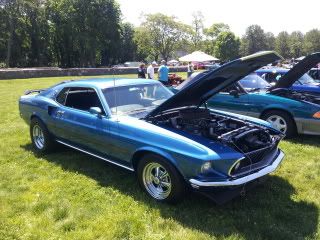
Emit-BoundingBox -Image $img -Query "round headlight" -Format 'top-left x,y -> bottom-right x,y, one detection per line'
201,162 -> 211,173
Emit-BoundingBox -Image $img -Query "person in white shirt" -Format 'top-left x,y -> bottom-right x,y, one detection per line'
147,61 -> 157,79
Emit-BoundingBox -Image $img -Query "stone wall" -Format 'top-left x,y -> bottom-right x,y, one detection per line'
0,66 -> 188,80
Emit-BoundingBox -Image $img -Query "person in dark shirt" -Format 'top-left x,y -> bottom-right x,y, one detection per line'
137,63 -> 146,78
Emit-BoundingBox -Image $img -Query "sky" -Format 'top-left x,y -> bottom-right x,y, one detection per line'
117,0 -> 319,36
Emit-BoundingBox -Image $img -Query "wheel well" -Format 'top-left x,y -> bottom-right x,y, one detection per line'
131,150 -> 186,181
260,108 -> 297,130
131,150 -> 150,171
260,108 -> 294,120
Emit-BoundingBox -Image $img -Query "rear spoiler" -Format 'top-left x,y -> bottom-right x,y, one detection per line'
24,89 -> 46,95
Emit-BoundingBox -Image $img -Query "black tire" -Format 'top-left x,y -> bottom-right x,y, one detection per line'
137,153 -> 186,203
30,117 -> 56,153
261,110 -> 297,138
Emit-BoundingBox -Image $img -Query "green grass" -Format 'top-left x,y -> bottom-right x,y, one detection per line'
0,74 -> 320,240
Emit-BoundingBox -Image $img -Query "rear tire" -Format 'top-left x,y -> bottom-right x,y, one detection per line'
137,153 -> 186,203
261,110 -> 297,138
30,118 -> 56,153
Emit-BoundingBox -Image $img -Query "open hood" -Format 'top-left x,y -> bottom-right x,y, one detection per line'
146,51 -> 282,118
272,52 -> 320,89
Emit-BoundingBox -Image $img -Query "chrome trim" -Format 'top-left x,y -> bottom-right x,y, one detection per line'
56,140 -> 134,171
227,157 -> 245,176
189,150 -> 284,187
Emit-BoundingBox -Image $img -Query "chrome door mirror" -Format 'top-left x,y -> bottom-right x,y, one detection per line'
89,107 -> 102,117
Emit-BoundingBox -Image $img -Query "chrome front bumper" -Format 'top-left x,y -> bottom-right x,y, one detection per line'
189,150 -> 284,188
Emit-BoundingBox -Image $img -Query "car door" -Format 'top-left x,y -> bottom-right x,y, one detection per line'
207,84 -> 251,116
50,87 -> 121,159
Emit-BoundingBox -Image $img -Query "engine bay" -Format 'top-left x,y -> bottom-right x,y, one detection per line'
270,88 -> 320,105
152,107 -> 280,153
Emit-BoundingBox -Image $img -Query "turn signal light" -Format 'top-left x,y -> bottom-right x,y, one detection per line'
313,112 -> 320,119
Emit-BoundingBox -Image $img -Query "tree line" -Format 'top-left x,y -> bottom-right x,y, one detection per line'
1,1 -> 319,68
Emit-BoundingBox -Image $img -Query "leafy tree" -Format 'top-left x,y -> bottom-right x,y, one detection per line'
204,23 -> 230,39
275,31 -> 290,59
289,31 -> 304,58
203,23 -> 230,55
190,11 -> 204,50
240,25 -> 267,55
265,32 -> 275,50
303,29 -> 320,55
118,23 -> 137,63
214,31 -> 240,61
140,13 -> 190,61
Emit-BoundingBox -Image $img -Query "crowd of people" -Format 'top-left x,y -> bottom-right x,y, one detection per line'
137,60 -> 195,85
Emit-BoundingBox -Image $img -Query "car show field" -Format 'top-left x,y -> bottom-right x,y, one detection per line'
1,74 -> 320,239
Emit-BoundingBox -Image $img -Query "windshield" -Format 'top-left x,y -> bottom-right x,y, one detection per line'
103,83 -> 173,116
239,74 -> 271,91
296,73 -> 317,85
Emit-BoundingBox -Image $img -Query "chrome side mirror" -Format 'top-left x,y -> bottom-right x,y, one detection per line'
89,107 -> 102,117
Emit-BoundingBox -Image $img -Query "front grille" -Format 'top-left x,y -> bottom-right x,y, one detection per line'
230,141 -> 280,178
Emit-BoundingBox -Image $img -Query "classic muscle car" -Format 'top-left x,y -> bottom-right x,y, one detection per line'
19,52 -> 285,203
255,52 -> 320,94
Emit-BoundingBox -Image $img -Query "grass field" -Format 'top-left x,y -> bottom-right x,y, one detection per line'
0,74 -> 320,240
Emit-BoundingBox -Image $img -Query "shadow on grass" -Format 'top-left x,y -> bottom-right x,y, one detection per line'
22,144 -> 318,239
286,134 -> 320,148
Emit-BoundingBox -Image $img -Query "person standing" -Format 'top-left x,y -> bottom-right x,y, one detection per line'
147,61 -> 157,79
158,60 -> 169,85
137,63 -> 146,78
187,61 -> 194,77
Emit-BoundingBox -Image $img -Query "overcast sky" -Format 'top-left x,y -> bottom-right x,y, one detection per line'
117,0 -> 319,36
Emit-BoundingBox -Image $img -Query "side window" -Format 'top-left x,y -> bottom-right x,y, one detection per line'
221,84 -> 239,94
61,87 -> 105,114
56,87 -> 69,105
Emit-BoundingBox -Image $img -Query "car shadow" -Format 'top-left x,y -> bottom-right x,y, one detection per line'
21,144 -> 318,239
286,135 -> 320,148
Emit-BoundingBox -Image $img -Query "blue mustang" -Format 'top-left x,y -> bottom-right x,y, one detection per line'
19,52 -> 285,203
256,52 -> 320,94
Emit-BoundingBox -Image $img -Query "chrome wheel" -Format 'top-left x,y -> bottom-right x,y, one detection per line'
266,115 -> 287,133
32,125 -> 45,149
142,162 -> 172,200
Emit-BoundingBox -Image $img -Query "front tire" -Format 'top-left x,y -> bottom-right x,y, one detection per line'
262,110 -> 297,138
137,154 -> 186,203
30,118 -> 56,153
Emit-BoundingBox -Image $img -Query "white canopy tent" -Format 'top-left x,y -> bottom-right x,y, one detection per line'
167,59 -> 179,64
179,51 -> 219,62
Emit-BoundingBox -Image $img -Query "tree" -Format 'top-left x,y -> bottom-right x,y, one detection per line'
190,11 -> 204,50
265,32 -> 275,50
203,23 -> 230,55
118,23 -> 137,63
240,25 -> 268,55
134,26 -> 155,61
204,23 -> 230,39
275,31 -> 290,59
46,0 -> 122,67
303,29 -> 320,55
214,31 -> 240,61
289,31 -> 304,58
140,13 -> 190,61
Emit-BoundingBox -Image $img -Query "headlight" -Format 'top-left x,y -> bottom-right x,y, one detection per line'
201,162 -> 212,173
313,111 -> 320,119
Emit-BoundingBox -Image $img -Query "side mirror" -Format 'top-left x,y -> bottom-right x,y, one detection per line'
229,89 -> 239,98
89,107 -> 102,117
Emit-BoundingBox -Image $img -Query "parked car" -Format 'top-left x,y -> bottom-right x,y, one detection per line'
178,69 -> 320,137
255,52 -> 320,94
19,51 -> 285,204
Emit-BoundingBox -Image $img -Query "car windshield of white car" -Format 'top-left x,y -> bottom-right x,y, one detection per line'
239,74 -> 271,92
102,83 -> 173,116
